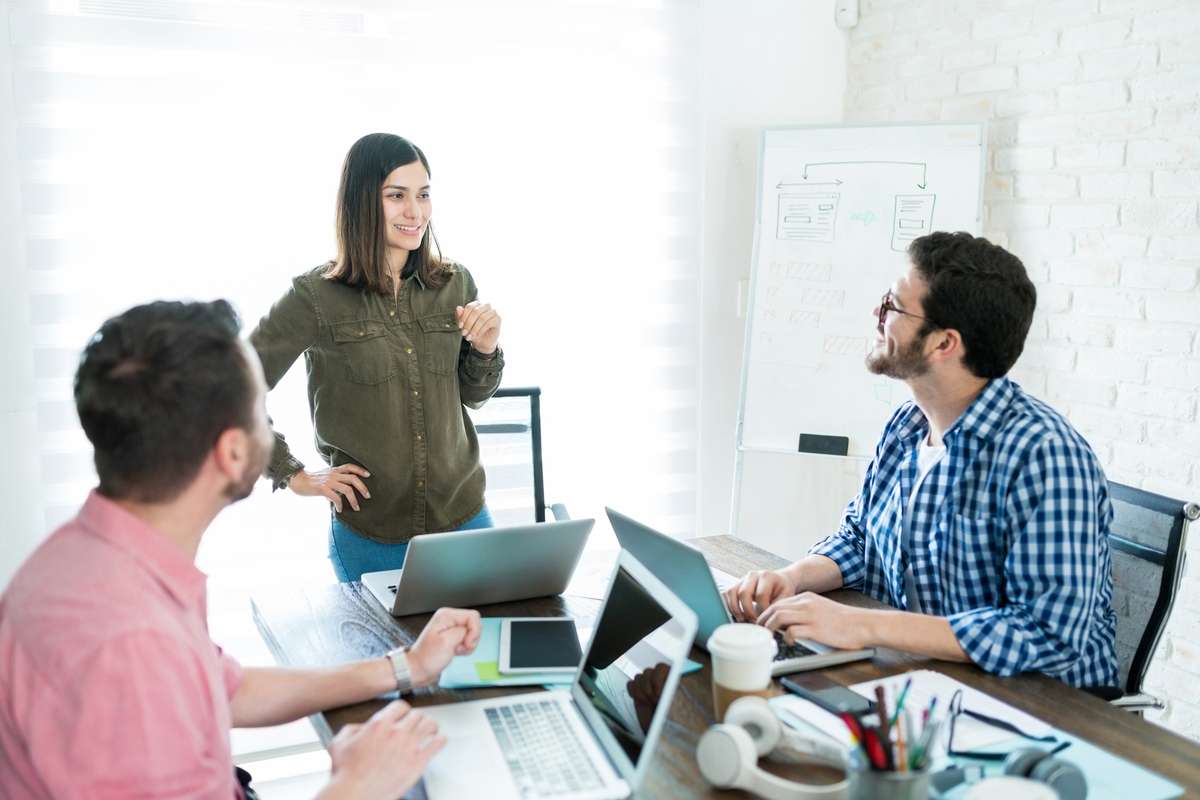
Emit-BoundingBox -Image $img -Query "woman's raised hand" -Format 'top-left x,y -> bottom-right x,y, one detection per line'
456,301 -> 501,355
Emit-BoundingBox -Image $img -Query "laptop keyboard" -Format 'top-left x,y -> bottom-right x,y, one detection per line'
774,632 -> 818,661
485,700 -> 605,798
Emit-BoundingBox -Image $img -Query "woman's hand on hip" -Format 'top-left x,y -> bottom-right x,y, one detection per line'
456,301 -> 501,355
288,464 -> 371,512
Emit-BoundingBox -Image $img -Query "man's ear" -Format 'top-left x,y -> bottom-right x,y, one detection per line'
212,427 -> 249,482
927,327 -> 965,365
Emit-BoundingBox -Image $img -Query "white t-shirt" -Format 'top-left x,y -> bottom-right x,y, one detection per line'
902,437 -> 946,614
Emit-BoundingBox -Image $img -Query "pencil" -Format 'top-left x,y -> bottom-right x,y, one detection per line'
874,685 -> 889,735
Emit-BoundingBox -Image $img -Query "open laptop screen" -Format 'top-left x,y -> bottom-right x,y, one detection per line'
575,564 -> 689,768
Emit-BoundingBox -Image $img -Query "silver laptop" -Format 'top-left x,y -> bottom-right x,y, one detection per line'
606,507 -> 874,675
361,519 -> 593,616
419,549 -> 698,800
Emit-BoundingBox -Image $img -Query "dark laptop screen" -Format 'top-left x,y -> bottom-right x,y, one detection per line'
574,564 -> 689,769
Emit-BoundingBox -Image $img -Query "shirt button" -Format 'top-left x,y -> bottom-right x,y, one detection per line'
445,322 -> 453,328
357,331 -> 364,337
412,390 -> 419,397
416,434 -> 423,441
416,480 -> 424,488
389,311 -> 396,317
406,347 -> 413,355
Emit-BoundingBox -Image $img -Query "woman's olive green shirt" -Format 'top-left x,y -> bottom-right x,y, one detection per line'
249,264 -> 504,544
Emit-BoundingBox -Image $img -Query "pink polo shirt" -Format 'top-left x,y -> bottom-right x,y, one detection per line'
0,492 -> 243,799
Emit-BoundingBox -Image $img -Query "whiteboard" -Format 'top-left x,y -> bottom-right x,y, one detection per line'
732,123 -> 984,542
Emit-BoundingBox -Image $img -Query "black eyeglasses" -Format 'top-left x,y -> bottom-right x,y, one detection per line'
945,689 -> 1062,761
878,291 -> 935,329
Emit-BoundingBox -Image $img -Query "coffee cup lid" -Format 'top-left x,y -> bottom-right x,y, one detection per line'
707,623 -> 777,659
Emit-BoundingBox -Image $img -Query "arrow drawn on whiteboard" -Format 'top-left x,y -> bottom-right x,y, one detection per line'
801,161 -> 928,189
776,179 -> 843,188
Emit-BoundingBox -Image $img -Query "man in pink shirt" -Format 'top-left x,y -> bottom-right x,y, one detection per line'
0,300 -> 481,799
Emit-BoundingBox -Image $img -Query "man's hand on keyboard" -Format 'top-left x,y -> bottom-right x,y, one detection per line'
323,700 -> 443,800
408,608 -> 483,688
758,592 -> 869,651
723,569 -> 797,623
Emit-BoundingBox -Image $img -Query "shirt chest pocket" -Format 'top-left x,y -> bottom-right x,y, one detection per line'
331,320 -> 398,384
941,514 -> 1005,601
418,313 -> 462,376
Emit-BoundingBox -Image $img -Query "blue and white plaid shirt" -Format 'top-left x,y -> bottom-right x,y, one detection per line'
810,377 -> 1118,688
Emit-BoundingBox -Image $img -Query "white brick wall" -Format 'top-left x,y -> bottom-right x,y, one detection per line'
847,0 -> 1200,742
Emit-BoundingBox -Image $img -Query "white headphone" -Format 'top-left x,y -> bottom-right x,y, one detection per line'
697,696 -> 850,800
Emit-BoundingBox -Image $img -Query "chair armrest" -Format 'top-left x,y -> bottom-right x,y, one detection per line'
1111,693 -> 1166,712
549,503 -> 571,521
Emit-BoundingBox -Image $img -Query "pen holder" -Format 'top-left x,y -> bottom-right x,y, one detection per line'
847,762 -> 930,800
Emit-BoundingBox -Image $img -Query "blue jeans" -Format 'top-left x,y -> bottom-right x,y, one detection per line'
328,505 -> 495,582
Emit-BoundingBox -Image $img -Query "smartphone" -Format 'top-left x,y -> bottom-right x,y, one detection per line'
498,618 -> 583,674
780,676 -> 875,716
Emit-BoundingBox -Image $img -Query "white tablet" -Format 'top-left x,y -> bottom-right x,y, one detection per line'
498,617 -> 583,674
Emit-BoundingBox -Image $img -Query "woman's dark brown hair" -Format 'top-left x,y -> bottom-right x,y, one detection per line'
323,133 -> 451,292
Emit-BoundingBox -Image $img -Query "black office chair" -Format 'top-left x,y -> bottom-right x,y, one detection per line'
469,386 -> 569,525
1100,482 -> 1198,714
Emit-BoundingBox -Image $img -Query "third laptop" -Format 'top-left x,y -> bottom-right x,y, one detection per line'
606,507 -> 874,675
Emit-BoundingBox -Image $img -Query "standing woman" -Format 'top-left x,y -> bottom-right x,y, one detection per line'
251,133 -> 504,582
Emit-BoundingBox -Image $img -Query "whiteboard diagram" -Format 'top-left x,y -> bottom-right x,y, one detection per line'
892,194 -> 936,250
733,123 -> 985,544
777,161 -> 939,251
776,193 -> 840,241
738,124 -> 985,459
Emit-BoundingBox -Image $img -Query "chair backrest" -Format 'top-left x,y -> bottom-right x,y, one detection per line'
1107,481 -> 1198,695
469,386 -> 546,526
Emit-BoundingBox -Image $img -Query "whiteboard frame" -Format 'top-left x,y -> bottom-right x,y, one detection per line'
730,121 -> 987,538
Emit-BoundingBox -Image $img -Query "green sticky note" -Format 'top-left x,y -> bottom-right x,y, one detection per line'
475,661 -> 502,681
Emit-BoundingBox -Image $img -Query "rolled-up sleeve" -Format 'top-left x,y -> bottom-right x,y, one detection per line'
249,275 -> 320,489
455,268 -> 504,407
948,436 -> 1113,681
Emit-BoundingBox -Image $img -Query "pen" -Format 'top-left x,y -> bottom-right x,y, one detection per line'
910,717 -> 942,771
889,676 -> 913,728
838,712 -> 865,743
838,712 -> 867,761
862,728 -> 887,770
896,709 -> 907,772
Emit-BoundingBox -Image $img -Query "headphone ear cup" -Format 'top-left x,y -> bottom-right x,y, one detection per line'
724,696 -> 781,757
697,724 -> 759,791
1003,747 -> 1048,778
1029,756 -> 1088,800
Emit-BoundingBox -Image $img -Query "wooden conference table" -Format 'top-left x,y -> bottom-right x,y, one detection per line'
251,536 -> 1200,797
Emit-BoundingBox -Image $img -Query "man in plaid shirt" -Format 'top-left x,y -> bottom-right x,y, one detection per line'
724,232 -> 1118,689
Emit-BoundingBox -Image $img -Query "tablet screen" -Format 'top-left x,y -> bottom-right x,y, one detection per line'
507,619 -> 583,669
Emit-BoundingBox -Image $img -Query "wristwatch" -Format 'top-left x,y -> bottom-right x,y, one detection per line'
386,646 -> 413,693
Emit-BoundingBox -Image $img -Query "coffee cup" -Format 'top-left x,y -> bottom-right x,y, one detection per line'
707,623 -> 777,721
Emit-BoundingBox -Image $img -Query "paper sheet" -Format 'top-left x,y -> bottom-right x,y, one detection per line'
769,694 -> 858,750
849,670 -> 1052,752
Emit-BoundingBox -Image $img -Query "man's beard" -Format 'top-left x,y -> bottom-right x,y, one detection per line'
866,330 -> 931,380
225,434 -> 269,502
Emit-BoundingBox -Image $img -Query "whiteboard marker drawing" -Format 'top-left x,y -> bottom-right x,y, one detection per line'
777,193 -> 840,242
891,194 -> 937,251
